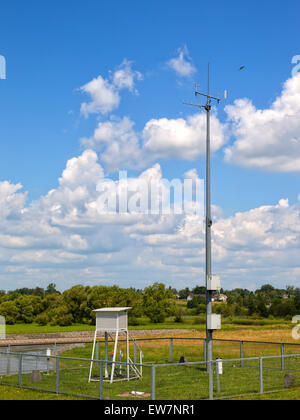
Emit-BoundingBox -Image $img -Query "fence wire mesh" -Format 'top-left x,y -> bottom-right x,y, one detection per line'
155,363 -> 209,400
1,339 -> 300,400
213,359 -> 260,399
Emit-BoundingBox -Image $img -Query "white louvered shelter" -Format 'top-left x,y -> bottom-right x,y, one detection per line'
94,307 -> 131,332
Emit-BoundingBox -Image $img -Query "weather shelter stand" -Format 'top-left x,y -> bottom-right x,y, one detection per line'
88,307 -> 142,384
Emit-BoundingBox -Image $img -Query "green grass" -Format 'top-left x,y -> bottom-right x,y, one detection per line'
6,323 -> 96,335
232,389 -> 300,400
5,317 -> 292,335
2,353 -> 300,400
2,338 -> 300,400
0,385 -> 86,400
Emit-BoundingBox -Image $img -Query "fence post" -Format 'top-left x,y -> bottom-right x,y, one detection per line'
216,361 -> 220,394
99,361 -> 103,400
134,340 -> 137,364
281,344 -> 285,371
259,358 -> 263,394
6,345 -> 11,376
150,366 -> 156,401
105,332 -> 109,378
240,341 -> 244,368
56,357 -> 60,394
18,354 -> 23,387
203,339 -> 207,363
169,338 -> 173,363
209,361 -> 214,401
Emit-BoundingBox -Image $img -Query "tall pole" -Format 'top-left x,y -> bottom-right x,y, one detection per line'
205,66 -> 214,398
183,65 -> 221,399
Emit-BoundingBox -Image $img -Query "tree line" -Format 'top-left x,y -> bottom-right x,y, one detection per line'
0,282 -> 299,327
185,284 -> 300,320
0,283 -> 176,326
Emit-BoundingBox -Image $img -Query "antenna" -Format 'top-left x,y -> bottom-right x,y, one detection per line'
183,63 -> 222,401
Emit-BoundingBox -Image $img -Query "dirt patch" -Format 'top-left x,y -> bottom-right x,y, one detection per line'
117,392 -> 150,399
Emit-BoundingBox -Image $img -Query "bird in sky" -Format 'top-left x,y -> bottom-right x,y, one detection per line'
239,66 -> 246,71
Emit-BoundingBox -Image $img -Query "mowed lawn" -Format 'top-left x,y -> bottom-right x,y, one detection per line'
1,325 -> 300,400
3,313 -> 295,336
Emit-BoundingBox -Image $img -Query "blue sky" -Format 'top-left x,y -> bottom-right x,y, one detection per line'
0,0 -> 300,291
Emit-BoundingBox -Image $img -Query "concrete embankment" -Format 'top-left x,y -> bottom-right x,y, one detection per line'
0,329 -> 196,346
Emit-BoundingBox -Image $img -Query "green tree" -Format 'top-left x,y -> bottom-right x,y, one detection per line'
187,296 -> 206,309
178,288 -> 190,300
143,283 -> 176,323
192,286 -> 206,295
46,283 -> 59,295
62,285 -> 88,323
0,301 -> 19,324
50,305 -> 73,326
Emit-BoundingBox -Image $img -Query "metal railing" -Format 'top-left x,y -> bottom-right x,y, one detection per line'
2,337 -> 300,362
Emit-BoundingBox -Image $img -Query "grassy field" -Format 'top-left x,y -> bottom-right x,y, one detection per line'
1,327 -> 300,400
4,316 -> 293,335
1,383 -> 300,401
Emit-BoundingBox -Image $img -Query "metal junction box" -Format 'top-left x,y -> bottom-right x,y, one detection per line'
207,275 -> 221,292
207,314 -> 221,330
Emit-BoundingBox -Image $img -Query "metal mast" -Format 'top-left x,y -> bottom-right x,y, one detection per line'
184,63 -> 221,400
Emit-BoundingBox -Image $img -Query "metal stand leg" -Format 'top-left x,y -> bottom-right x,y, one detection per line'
89,331 -> 97,382
105,332 -> 109,379
126,330 -> 130,380
110,331 -> 119,384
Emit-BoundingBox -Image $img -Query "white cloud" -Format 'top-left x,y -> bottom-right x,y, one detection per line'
167,46 -> 197,78
81,112 -> 227,172
81,117 -> 144,171
184,168 -> 199,180
80,76 -> 120,117
0,155 -> 300,290
0,181 -> 27,219
143,113 -> 227,160
3,71 -> 300,290
225,73 -> 300,172
80,60 -> 142,118
112,59 -> 143,92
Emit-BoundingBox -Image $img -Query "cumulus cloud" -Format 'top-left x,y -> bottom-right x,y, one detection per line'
224,73 -> 300,172
167,46 -> 197,78
112,59 -> 143,92
3,70 -> 300,290
143,113 -> 227,160
0,149 -> 300,291
81,112 -> 227,172
80,60 -> 142,117
81,117 -> 145,171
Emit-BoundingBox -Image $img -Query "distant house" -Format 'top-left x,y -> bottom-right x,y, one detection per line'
216,294 -> 228,303
187,293 -> 228,303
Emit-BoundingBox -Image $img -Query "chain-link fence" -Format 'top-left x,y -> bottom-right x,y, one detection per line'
1,338 -> 300,400
1,338 -> 300,364
1,350 -> 300,400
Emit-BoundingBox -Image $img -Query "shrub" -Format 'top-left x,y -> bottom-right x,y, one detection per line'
50,306 -> 73,327
35,313 -> 49,326
143,283 -> 176,324
174,308 -> 184,323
